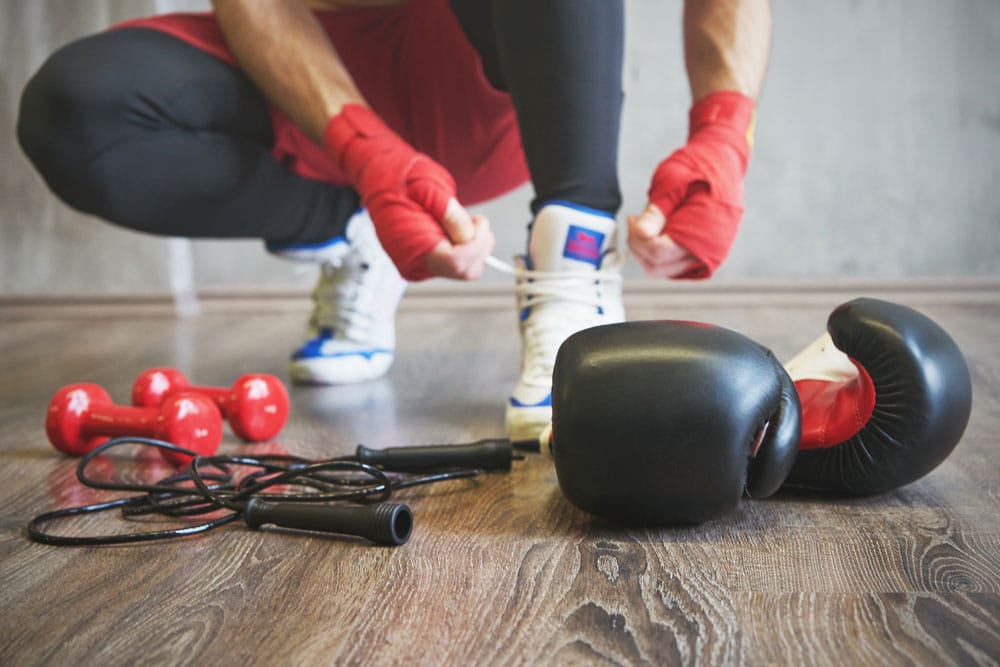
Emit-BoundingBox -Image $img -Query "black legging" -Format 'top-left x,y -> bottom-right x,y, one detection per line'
450,0 -> 624,215
17,1 -> 624,244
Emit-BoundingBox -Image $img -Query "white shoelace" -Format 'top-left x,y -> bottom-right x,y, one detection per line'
488,253 -> 625,385
311,256 -> 375,341
312,251 -> 623,359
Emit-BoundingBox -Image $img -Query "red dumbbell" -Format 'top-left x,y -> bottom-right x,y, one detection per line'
131,368 -> 290,442
46,383 -> 223,466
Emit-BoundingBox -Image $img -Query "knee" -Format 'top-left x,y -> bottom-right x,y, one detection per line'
19,46 -> 88,192
19,45 -> 78,165
17,35 -> 127,210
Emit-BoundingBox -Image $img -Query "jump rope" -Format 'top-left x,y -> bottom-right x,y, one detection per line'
29,436 -> 527,548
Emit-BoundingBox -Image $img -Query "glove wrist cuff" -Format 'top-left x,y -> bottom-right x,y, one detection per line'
688,90 -> 756,155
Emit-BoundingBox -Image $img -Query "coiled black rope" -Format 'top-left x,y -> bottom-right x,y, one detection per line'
29,436 -> 516,547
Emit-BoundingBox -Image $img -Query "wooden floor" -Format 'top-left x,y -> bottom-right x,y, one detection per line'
1,282 -> 998,666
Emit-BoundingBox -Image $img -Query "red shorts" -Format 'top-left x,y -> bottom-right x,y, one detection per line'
114,0 -> 529,206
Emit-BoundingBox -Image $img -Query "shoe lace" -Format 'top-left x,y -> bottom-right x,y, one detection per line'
488,253 -> 624,385
310,254 -> 375,342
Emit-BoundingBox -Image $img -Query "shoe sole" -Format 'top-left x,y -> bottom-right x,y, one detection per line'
289,353 -> 394,385
505,402 -> 552,443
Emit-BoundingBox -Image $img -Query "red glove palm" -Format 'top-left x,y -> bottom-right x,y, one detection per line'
639,91 -> 755,279
323,104 -> 457,281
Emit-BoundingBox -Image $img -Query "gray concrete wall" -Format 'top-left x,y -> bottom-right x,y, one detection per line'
3,0 -> 998,295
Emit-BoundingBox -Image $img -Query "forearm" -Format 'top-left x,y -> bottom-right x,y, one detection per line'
683,0 -> 771,101
212,0 -> 365,143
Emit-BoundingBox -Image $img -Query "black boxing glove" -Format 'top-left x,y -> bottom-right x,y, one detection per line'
551,321 -> 801,524
782,298 -> 972,495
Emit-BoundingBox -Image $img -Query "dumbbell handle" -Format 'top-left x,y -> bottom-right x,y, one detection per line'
76,403 -> 166,439
179,384 -> 231,407
133,369 -> 227,410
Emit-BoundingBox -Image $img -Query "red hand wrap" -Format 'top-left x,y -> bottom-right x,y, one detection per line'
323,104 -> 456,281
648,91 -> 755,279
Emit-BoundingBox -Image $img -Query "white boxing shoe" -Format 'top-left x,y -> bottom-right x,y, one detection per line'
505,201 -> 625,442
268,210 -> 407,385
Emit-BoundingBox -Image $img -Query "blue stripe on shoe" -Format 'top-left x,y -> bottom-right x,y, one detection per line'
509,393 -> 552,408
292,338 -> 393,361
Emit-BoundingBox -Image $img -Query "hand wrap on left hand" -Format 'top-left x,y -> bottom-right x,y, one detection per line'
647,91 -> 755,279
